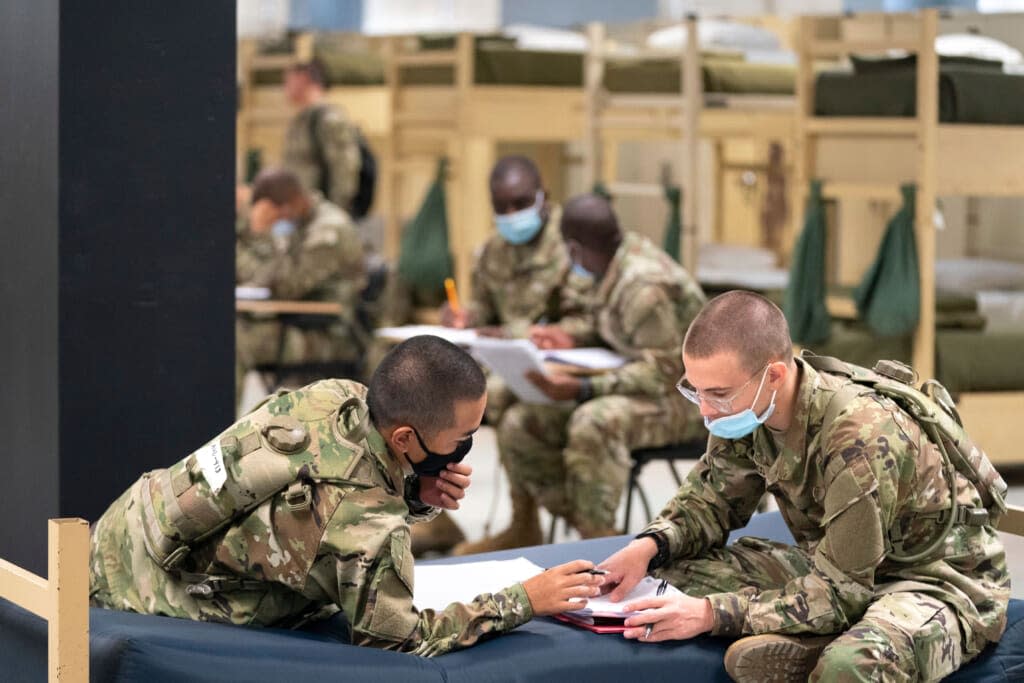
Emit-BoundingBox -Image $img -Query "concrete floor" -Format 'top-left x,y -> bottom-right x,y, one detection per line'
450,426 -> 1024,599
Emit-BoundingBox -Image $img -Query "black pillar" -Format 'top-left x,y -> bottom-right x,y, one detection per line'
0,3 -> 236,573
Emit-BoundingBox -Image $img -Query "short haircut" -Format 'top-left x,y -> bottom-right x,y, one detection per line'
367,336 -> 487,435
287,59 -> 328,88
683,290 -> 793,373
251,167 -> 305,206
560,193 -> 620,249
489,155 -> 541,190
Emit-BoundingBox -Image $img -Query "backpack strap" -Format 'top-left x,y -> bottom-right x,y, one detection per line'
307,105 -> 332,199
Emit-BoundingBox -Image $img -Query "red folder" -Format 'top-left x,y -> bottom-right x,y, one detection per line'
552,613 -> 627,634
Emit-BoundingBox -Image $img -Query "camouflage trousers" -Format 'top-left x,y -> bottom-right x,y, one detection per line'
659,536 -> 968,682
498,394 -> 704,534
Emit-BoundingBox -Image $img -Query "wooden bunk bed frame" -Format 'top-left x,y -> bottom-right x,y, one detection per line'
795,9 -> 1024,466
0,518 -> 90,682
583,15 -> 797,277
380,33 -> 586,296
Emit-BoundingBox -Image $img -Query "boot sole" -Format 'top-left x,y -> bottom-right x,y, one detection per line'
724,634 -> 835,682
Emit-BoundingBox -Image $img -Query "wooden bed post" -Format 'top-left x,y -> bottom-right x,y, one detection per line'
381,36 -> 401,262
449,32 -> 478,298
792,15 -> 816,249
682,14 -> 700,277
583,22 -> 606,191
913,9 -> 939,381
49,519 -> 90,682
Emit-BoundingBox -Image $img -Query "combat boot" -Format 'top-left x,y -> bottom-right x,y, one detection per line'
451,490 -> 542,555
410,511 -> 466,557
724,633 -> 836,682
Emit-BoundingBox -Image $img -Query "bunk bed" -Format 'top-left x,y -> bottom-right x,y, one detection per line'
582,16 -> 798,281
793,9 -> 1024,467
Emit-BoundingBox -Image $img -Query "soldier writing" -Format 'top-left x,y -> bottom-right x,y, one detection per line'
598,291 -> 1009,681
90,336 -> 604,656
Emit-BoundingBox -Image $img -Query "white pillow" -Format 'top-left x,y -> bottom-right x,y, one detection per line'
646,20 -> 781,52
699,243 -> 778,270
503,23 -> 588,53
935,33 -> 1024,65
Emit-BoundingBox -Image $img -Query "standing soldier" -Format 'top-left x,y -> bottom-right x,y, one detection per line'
458,193 -> 707,552
599,291 -> 1009,681
236,168 -> 365,394
90,336 -> 604,655
281,60 -> 362,213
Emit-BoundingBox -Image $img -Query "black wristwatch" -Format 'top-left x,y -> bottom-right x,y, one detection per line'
404,475 -> 433,515
635,530 -> 670,572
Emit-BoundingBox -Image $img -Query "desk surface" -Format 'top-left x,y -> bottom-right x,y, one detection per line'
236,299 -> 343,315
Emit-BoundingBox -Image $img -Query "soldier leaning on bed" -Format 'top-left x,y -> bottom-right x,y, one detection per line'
598,291 -> 1009,682
89,336 -> 604,656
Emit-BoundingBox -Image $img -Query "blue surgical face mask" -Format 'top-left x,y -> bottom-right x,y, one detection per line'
271,218 -> 297,238
703,367 -> 777,440
495,191 -> 544,245
572,262 -> 594,280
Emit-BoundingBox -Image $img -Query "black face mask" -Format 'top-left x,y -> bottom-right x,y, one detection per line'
407,427 -> 473,476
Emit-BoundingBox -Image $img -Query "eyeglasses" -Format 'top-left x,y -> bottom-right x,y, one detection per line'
676,363 -> 769,413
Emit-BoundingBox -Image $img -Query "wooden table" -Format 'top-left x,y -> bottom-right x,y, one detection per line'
236,299 -> 344,316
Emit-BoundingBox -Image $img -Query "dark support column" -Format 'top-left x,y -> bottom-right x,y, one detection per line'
0,3 -> 235,573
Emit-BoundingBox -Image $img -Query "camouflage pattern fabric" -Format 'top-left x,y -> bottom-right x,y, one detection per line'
466,206 -> 591,339
283,104 -> 361,210
641,357 -> 1009,674
499,232 -> 707,533
90,379 -> 533,656
236,195 -> 367,375
656,538 -> 964,681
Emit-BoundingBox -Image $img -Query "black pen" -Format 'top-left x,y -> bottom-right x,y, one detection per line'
585,568 -> 609,575
644,579 -> 669,640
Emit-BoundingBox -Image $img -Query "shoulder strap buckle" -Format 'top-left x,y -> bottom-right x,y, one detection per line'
161,545 -> 191,571
284,481 -> 313,512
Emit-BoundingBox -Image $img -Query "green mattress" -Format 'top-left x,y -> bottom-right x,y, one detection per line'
815,60 -> 1024,124
803,322 -> 1024,394
250,35 -> 796,94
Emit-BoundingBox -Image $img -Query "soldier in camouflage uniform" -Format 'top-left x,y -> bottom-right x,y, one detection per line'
431,156 -> 590,556
236,169 -> 366,395
90,336 -> 604,656
464,193 -> 707,552
599,291 -> 1009,682
282,61 -> 362,212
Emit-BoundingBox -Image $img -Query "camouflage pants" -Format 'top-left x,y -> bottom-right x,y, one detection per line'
658,537 -> 967,682
498,394 -> 703,534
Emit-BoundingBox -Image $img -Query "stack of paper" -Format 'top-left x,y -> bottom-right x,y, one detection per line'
542,347 -> 627,371
413,557 -> 545,612
564,575 -> 681,619
470,338 -> 553,404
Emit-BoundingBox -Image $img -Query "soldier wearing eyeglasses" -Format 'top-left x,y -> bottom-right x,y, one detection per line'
597,291 -> 1008,682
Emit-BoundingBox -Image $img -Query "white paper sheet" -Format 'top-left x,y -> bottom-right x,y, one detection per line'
470,338 -> 553,404
413,557 -> 545,612
566,576 -> 683,619
235,285 -> 272,300
375,325 -> 480,346
542,347 -> 627,371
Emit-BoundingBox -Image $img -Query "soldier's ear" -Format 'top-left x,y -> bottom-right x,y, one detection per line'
767,361 -> 787,389
389,425 -> 416,455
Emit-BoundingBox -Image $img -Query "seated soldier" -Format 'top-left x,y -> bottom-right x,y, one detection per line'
599,291 -> 1009,681
459,193 -> 707,552
416,155 -> 590,556
236,168 -> 366,396
90,336 -> 604,656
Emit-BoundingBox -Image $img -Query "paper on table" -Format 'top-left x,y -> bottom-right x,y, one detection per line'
235,286 -> 272,300
542,347 -> 628,371
566,576 -> 682,619
375,325 -> 479,346
470,338 -> 553,404
413,557 -> 545,612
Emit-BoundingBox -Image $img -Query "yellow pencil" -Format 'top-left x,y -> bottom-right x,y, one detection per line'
444,277 -> 461,314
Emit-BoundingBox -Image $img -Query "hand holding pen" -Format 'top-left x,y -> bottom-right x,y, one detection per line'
644,580 -> 669,640
621,581 -> 715,643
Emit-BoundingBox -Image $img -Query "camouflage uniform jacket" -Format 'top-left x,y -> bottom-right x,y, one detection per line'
283,103 -> 362,210
237,195 -> 366,328
467,206 -> 590,338
641,358 -> 1009,656
561,231 -> 706,398
89,380 -> 533,656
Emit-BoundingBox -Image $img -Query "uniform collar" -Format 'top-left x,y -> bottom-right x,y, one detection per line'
593,231 -> 635,302
751,357 -> 819,483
